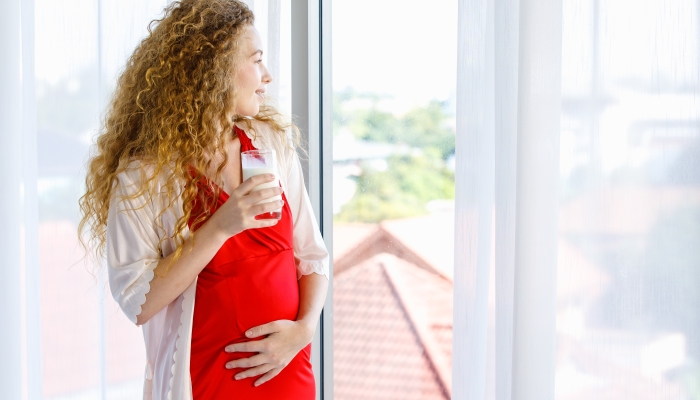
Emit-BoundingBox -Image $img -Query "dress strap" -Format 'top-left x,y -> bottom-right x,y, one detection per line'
234,125 -> 256,151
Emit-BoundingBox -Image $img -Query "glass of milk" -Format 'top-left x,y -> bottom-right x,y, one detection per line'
241,149 -> 283,219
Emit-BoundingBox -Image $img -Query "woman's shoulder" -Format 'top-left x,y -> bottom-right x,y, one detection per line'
112,157 -> 182,202
245,119 -> 297,160
116,157 -> 179,181
243,117 -> 292,140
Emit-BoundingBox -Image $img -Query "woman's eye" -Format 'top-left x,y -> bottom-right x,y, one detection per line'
256,59 -> 263,64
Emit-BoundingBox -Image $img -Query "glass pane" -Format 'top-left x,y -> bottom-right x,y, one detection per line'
556,0 -> 700,398
332,1 -> 457,399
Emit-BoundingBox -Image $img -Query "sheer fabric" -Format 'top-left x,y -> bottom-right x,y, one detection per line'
454,0 -> 700,399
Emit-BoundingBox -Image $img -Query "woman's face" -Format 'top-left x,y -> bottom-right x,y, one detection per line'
234,25 -> 272,117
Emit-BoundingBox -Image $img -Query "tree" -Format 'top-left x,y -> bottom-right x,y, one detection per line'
334,89 -> 456,160
336,150 -> 454,223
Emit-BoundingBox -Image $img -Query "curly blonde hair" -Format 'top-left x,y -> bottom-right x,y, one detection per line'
79,0 -> 297,267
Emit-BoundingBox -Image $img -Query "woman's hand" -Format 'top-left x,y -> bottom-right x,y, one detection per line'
224,320 -> 316,386
208,174 -> 283,238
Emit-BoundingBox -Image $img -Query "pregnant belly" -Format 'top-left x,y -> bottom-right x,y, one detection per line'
190,249 -> 314,399
190,249 -> 299,370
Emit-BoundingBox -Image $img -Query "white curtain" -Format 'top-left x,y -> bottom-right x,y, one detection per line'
1,1 -> 40,399
454,0 -> 561,398
454,0 -> 700,399
0,1 -> 285,399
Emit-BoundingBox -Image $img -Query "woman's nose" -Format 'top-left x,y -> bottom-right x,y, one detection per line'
262,64 -> 273,84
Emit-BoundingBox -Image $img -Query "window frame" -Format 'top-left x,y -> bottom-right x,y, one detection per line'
290,1 -> 333,399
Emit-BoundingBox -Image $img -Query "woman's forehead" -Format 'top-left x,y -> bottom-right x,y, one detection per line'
241,25 -> 263,55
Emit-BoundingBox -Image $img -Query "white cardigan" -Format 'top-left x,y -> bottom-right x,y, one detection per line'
105,123 -> 329,400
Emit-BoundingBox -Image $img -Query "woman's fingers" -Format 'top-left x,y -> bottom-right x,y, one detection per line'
243,186 -> 282,205
223,320 -> 307,385
245,321 -> 282,338
233,364 -> 275,381
210,175 -> 282,236
226,353 -> 266,369
253,367 -> 283,387
234,173 -> 276,196
225,340 -> 265,354
248,200 -> 284,218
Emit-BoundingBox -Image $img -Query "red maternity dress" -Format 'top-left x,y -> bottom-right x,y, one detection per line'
188,127 -> 315,399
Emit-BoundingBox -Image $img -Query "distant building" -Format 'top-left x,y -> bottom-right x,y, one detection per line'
332,128 -> 419,214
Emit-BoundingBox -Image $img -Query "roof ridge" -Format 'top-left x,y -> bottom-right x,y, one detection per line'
377,222 -> 452,281
380,254 -> 452,397
332,227 -> 384,275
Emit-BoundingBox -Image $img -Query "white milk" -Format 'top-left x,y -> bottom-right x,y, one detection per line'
242,166 -> 283,212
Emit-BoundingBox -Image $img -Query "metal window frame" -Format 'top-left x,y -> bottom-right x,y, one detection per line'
291,1 -> 333,399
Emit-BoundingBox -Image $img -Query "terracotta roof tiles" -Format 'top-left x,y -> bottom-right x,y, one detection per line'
334,253 -> 451,400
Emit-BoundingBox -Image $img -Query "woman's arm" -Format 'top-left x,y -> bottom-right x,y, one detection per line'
135,217 -> 227,325
110,172 -> 284,326
296,272 -> 330,333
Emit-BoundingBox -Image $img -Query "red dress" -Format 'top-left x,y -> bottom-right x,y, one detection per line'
188,127 -> 315,399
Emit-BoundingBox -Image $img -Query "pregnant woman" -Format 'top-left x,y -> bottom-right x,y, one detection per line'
78,1 -> 328,399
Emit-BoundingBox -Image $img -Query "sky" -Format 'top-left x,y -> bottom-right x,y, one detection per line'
331,0 -> 458,109
34,0 -> 458,114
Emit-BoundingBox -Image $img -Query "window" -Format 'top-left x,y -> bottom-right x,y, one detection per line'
330,2 -> 457,399
3,0 -> 699,399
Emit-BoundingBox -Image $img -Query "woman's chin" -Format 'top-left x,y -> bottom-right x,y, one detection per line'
236,106 -> 261,117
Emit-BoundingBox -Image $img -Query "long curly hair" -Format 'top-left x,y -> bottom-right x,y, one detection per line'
79,0 -> 297,268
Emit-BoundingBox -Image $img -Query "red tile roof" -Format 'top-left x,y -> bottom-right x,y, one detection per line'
381,211 -> 455,281
332,222 -> 378,264
334,253 -> 451,400
333,212 -> 454,280
383,255 -> 454,391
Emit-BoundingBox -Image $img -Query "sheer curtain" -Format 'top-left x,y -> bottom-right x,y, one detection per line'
0,1 -> 286,399
454,0 -> 700,399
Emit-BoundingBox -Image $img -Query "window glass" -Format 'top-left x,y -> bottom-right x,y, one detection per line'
331,2 -> 457,398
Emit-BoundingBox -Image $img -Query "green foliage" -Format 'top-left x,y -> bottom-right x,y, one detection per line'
336,150 -> 454,223
334,88 -> 455,160
332,88 -> 456,223
409,104 -> 455,160
349,108 -> 401,143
